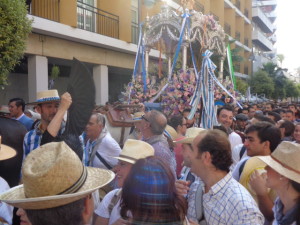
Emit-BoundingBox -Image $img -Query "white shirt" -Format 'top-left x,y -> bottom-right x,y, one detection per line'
229,132 -> 243,152
95,189 -> 121,225
0,177 -> 13,224
86,132 -> 121,169
231,144 -> 248,171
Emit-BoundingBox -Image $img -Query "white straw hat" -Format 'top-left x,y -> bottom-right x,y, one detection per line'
27,89 -> 60,105
258,141 -> 300,183
174,127 -> 206,144
114,139 -> 154,164
0,136 -> 16,161
0,141 -> 114,209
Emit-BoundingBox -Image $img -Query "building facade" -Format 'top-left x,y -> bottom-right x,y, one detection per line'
252,0 -> 277,73
1,0 -> 254,104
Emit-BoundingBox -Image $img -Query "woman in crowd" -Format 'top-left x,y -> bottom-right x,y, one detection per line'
94,139 -> 154,225
293,123 -> 300,144
120,156 -> 187,224
256,141 -> 300,224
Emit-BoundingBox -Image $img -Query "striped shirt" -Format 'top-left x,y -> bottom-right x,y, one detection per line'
23,121 -> 64,159
203,172 -> 264,225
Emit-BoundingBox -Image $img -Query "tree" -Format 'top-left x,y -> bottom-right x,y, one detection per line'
277,54 -> 285,67
235,78 -> 248,95
249,70 -> 274,98
0,0 -> 32,85
285,80 -> 300,98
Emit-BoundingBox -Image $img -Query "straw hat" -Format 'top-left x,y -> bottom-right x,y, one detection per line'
257,141 -> 300,183
164,125 -> 178,141
0,141 -> 114,209
0,105 -> 10,115
0,136 -> 17,161
131,111 -> 145,122
114,139 -> 154,164
27,89 -> 60,105
175,127 -> 206,144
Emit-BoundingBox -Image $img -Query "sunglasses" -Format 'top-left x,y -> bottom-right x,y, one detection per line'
141,115 -> 149,122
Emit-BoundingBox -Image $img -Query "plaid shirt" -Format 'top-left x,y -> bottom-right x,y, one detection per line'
203,172 -> 264,225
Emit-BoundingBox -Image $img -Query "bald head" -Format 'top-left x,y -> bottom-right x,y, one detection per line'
148,110 -> 167,135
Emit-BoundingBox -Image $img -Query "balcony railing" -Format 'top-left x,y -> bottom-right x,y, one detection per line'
244,38 -> 249,47
77,2 -> 119,39
235,0 -> 241,10
235,31 -> 241,42
30,0 -> 60,22
131,22 -> 138,44
194,2 -> 204,13
224,23 -> 231,35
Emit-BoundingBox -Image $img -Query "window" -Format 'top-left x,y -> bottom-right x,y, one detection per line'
77,0 -> 96,32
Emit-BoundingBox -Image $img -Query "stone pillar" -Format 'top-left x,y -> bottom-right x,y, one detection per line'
28,55 -> 48,102
93,65 -> 109,105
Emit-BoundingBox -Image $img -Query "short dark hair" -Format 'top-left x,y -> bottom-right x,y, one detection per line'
266,103 -> 274,109
253,114 -> 276,125
26,198 -> 85,225
213,125 -> 229,137
279,120 -> 295,137
267,111 -> 282,122
169,114 -> 184,130
217,105 -> 234,117
9,98 -> 25,112
197,130 -> 232,172
286,110 -> 294,115
245,122 -> 281,152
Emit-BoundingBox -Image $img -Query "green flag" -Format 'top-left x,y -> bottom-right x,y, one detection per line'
227,44 -> 236,90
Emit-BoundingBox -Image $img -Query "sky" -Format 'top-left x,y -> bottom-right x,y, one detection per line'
275,0 -> 300,73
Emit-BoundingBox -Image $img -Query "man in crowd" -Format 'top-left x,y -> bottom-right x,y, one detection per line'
265,103 -> 274,112
234,122 -> 281,222
23,90 -> 72,158
183,108 -> 197,128
85,113 -> 121,169
175,127 -> 207,224
0,141 -> 114,225
140,110 -> 176,176
217,105 -> 242,151
190,130 -> 264,224
8,97 -> 33,130
285,110 -> 295,122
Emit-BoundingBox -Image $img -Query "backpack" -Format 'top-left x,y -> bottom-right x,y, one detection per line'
107,189 -> 122,215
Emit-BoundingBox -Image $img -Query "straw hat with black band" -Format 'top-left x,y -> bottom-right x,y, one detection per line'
0,141 -> 114,209
27,89 -> 60,105
174,127 -> 206,144
114,139 -> 154,164
0,136 -> 17,161
257,141 -> 300,183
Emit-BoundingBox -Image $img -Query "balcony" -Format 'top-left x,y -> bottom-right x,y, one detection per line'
194,2 -> 204,13
252,29 -> 273,51
77,2 -> 119,39
235,31 -> 241,42
235,0 -> 241,10
252,7 -> 274,33
224,23 -> 231,36
30,0 -> 60,22
253,0 -> 277,9
131,22 -> 138,45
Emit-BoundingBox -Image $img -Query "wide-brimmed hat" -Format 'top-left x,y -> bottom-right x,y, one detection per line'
27,90 -> 60,105
175,127 -> 206,144
257,141 -> 300,183
0,137 -> 17,161
131,111 -> 145,122
0,105 -> 10,115
164,125 -> 178,141
0,141 -> 114,209
114,139 -> 154,164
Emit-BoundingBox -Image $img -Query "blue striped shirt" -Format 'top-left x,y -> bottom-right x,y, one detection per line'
23,121 -> 64,159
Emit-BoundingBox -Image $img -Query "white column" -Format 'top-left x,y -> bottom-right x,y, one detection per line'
93,65 -> 108,105
28,55 -> 48,102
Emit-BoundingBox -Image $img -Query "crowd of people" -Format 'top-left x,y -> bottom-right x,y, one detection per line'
0,89 -> 300,225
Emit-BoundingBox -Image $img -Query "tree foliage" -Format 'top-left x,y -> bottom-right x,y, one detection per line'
236,78 -> 248,95
0,0 -> 32,85
249,70 -> 274,98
